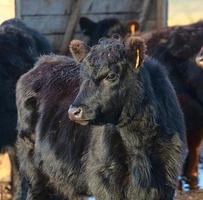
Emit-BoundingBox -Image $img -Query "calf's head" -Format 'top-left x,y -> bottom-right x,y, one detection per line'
68,36 -> 146,125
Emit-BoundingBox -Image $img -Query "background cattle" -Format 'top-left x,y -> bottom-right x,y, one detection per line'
2,18 -> 53,56
0,18 -> 52,199
166,21 -> 203,59
79,17 -> 203,189
144,22 -> 203,188
79,17 -> 139,46
16,37 -> 186,200
16,54 -> 88,200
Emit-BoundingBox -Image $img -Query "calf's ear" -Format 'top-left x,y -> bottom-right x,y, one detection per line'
125,36 -> 146,69
69,40 -> 90,63
79,17 -> 96,36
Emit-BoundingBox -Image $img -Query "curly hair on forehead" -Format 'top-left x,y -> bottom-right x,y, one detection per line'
84,37 -> 127,68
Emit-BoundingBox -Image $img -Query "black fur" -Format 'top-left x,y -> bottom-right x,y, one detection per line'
16,55 -> 89,200
79,17 -> 203,187
69,37 -> 186,199
16,38 -> 186,200
145,26 -> 203,187
0,18 -> 52,199
1,18 -> 53,55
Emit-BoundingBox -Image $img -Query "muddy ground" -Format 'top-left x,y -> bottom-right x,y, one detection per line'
176,190 -> 203,200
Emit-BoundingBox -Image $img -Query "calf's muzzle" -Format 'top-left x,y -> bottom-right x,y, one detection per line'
68,106 -> 83,121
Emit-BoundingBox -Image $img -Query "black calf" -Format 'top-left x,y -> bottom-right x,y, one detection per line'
70,37 -> 186,199
16,37 -> 186,200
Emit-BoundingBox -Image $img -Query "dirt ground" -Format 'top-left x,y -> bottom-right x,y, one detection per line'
0,153 -> 11,200
176,190 -> 203,200
0,153 -> 203,200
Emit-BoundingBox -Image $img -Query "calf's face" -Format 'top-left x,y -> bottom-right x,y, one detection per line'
68,37 -> 145,125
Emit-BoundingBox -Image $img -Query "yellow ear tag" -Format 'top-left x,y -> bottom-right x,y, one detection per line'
130,24 -> 136,34
135,49 -> 140,69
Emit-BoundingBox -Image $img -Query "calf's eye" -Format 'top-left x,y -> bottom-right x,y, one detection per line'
105,73 -> 118,81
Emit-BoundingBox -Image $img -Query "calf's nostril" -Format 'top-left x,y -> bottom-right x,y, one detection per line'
68,106 -> 83,121
73,108 -> 82,117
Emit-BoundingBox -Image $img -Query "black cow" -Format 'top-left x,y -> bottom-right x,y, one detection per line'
68,37 -> 186,199
1,18 -> 53,55
16,37 -> 186,200
16,55 -> 88,200
0,18 -> 52,199
79,17 -> 203,188
146,26 -> 203,188
166,21 -> 203,59
80,17 -> 138,46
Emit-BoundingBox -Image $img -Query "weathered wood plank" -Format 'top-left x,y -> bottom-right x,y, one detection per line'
60,0 -> 81,54
80,12 -> 139,21
45,34 -> 64,51
15,0 -> 21,19
22,15 -> 69,34
21,0 -> 71,15
80,0 -> 142,14
45,32 -> 87,51
156,0 -> 168,29
21,0 -> 143,15
144,20 -> 158,31
19,0 -> 167,50
146,0 -> 157,20
22,12 -> 141,35
138,0 -> 152,31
